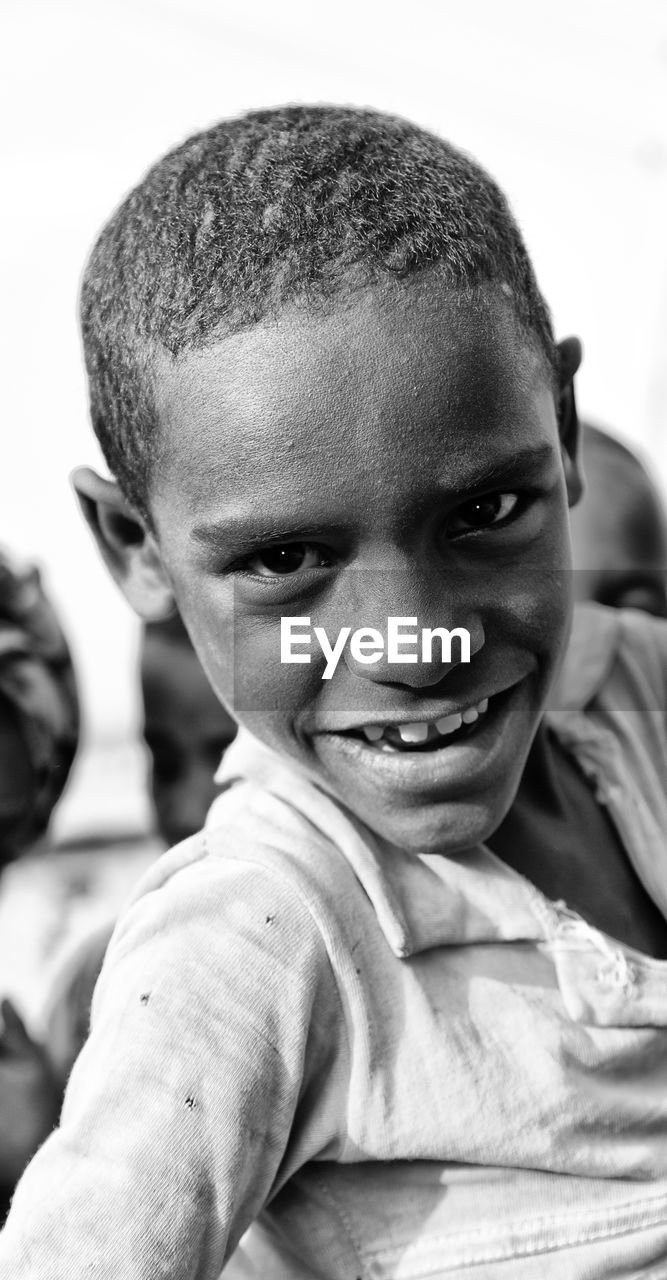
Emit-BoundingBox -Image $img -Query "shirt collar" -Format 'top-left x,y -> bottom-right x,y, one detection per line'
215,731 -> 546,958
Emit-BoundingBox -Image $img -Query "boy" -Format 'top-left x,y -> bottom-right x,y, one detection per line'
4,106 -> 667,1277
571,421 -> 667,617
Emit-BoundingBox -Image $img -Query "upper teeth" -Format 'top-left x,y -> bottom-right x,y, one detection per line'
362,698 -> 489,745
397,722 -> 430,743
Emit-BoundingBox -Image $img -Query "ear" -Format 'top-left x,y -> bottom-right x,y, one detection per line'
556,336 -> 584,508
71,467 -> 176,621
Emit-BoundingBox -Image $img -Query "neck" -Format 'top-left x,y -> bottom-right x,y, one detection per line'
490,720 -> 564,853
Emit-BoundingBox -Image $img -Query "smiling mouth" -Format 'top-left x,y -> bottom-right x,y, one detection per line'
342,697 -> 490,753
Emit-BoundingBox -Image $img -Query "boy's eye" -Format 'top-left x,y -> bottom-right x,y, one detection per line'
448,492 -> 520,536
242,542 -> 328,577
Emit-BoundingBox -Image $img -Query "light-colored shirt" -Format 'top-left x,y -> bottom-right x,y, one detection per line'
4,604 -> 667,1278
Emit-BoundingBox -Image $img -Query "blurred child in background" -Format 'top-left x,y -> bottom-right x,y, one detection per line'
0,550 -> 78,861
571,422 -> 667,617
0,548 -> 78,1220
141,613 -> 237,847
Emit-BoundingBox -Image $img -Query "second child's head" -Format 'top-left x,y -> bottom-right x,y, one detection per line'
140,615 -> 237,846
570,423 -> 667,617
74,106 -> 583,854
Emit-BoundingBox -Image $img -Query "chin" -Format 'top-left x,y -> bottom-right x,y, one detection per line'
358,793 -> 513,857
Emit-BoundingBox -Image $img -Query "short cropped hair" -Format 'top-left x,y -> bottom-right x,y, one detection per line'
80,105 -> 557,519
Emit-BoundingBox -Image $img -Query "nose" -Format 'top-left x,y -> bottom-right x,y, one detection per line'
340,570 -> 484,689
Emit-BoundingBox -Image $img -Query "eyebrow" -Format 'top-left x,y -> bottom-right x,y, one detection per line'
190,443 -> 557,553
460,442 -> 556,491
191,517 -> 337,556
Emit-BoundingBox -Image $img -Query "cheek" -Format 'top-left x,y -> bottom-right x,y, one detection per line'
520,570 -> 572,653
204,611 -> 325,733
479,559 -> 572,671
487,507 -> 572,646
170,567 -> 326,738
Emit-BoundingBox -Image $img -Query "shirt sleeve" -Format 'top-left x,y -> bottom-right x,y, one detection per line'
0,849 -> 341,1279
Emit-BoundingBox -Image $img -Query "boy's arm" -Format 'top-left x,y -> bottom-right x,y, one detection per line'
0,852 -> 340,1279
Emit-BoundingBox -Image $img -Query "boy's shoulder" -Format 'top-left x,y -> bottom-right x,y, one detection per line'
129,744 -> 358,900
557,601 -> 667,712
110,730 -> 440,970
104,741 -> 379,972
89,794 -> 349,1042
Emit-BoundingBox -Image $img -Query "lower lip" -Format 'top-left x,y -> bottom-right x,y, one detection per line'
312,683 -> 526,800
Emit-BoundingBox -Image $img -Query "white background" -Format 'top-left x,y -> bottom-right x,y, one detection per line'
2,0 -> 667,754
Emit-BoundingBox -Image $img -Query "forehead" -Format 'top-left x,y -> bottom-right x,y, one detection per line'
150,276 -> 556,533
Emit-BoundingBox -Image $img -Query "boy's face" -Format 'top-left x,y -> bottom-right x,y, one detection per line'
141,632 -> 237,845
142,276 -> 579,854
570,447 -> 667,617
